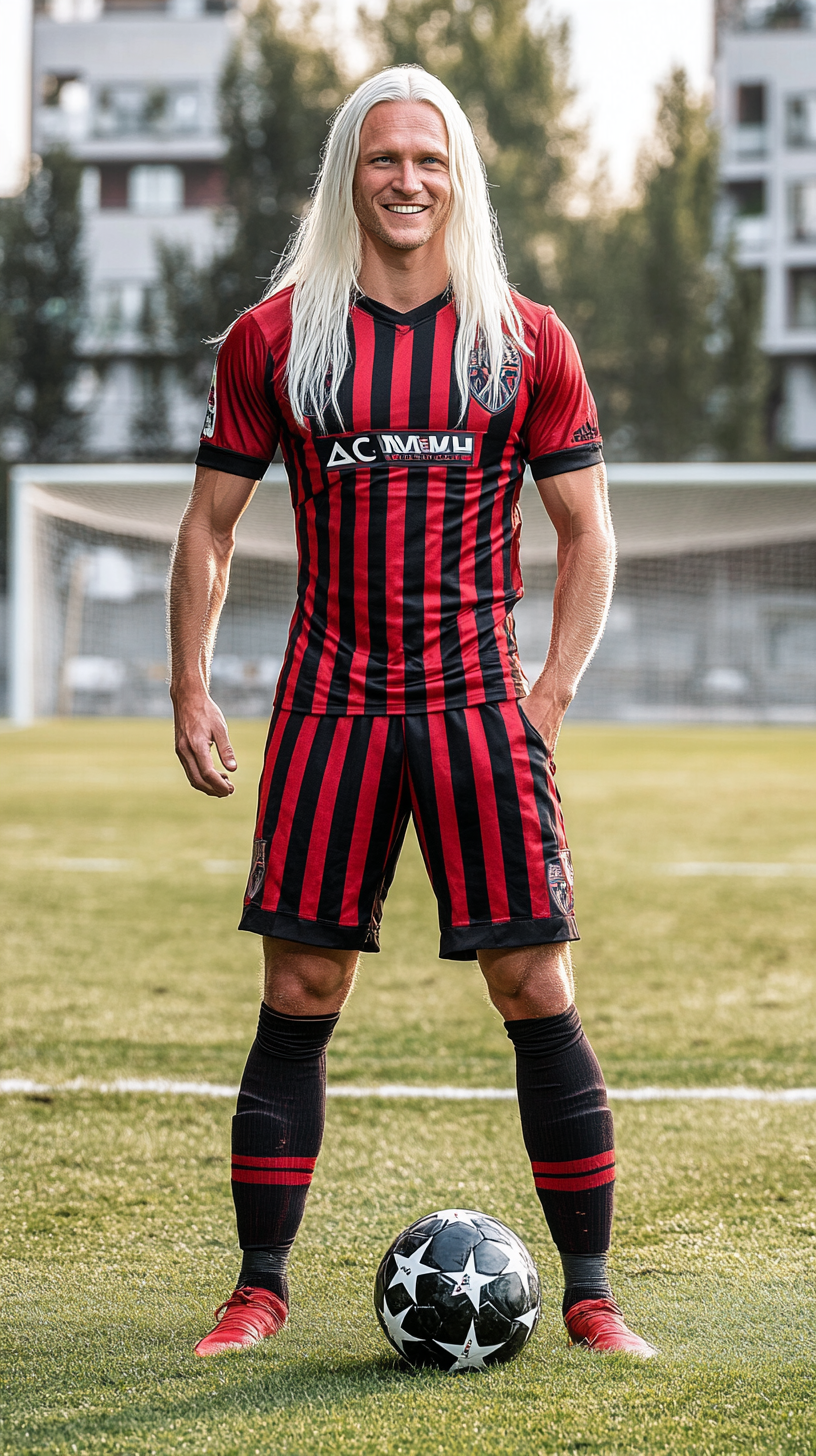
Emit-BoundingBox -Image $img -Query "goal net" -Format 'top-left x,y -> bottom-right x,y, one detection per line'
8,461 -> 816,724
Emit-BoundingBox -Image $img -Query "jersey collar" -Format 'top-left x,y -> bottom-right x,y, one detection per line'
353,287 -> 453,329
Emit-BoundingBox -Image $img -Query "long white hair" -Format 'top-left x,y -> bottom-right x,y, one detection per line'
263,66 -> 528,428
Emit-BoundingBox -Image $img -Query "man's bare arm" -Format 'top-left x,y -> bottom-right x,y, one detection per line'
169,465 -> 259,796
521,462 -> 616,753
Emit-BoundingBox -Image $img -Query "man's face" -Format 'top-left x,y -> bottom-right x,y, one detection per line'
353,100 -> 453,254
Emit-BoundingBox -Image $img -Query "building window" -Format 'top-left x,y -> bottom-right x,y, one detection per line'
128,165 -> 184,215
99,164 -> 129,208
789,180 -> 816,240
80,166 -> 101,211
41,73 -> 81,106
738,83 -> 766,126
103,0 -> 168,11
787,93 -> 816,147
734,83 -> 768,156
789,268 -> 816,328
92,281 -> 148,339
761,0 -> 811,27
728,179 -> 766,215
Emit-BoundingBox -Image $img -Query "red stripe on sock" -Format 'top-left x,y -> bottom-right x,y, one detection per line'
231,1155 -> 317,1170
534,1168 -> 616,1192
531,1152 -> 616,1175
231,1169 -> 314,1186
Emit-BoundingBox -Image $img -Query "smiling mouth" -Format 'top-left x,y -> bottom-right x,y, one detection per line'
382,204 -> 427,214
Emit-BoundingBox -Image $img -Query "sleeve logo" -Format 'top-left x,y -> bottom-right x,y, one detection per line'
468,335 -> 522,413
202,357 -> 218,438
572,418 -> 600,442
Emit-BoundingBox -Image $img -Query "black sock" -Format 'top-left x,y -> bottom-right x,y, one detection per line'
232,1001 -> 339,1305
559,1252 -> 613,1315
505,1006 -> 615,1316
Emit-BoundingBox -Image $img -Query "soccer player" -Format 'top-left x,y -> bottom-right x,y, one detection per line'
169,66 -> 656,1360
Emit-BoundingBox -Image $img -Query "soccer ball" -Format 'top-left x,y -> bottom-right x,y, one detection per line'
374,1208 -> 540,1373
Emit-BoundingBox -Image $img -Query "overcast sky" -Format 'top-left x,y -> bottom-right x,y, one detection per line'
553,0 -> 714,194
0,0 -> 714,198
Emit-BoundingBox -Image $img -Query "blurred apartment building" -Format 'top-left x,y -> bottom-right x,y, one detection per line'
717,0 -> 816,449
31,0 -> 236,457
28,0 -> 816,458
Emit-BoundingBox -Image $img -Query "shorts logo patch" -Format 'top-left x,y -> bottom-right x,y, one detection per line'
468,335 -> 522,413
202,357 -> 218,438
547,853 -> 574,916
246,838 -> 267,901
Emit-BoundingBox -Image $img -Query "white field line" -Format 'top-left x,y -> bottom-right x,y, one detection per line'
37,861 -> 816,879
662,863 -> 816,877
3,1078 -> 816,1103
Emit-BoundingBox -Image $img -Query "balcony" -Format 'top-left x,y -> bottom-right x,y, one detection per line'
36,77 -> 213,150
727,0 -> 815,30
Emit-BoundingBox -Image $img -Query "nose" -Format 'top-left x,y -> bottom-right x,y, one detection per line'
392,161 -> 423,196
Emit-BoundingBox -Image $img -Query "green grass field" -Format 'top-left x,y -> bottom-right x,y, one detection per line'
2,720 -> 816,1455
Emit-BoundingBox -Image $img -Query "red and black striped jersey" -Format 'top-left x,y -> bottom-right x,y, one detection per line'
196,286 -> 603,716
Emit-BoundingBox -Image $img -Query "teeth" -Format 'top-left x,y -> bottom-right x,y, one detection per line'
386,205 -> 424,213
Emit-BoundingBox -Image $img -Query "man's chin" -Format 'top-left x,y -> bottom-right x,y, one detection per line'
369,224 -> 437,253
383,235 -> 434,252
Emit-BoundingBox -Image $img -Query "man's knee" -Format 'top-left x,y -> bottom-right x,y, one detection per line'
262,937 -> 359,1015
477,942 -> 575,1019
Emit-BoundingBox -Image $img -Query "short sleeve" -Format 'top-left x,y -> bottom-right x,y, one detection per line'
195,311 -> 279,479
523,310 -> 603,480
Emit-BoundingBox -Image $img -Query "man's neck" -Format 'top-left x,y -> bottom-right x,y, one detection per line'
356,234 -> 450,315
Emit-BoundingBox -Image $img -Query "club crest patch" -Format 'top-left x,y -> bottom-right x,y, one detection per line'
468,335 -> 522,413
202,357 -> 218,438
246,838 -> 267,901
546,852 -> 574,917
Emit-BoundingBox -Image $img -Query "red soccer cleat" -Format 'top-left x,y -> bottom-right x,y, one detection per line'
194,1286 -> 288,1357
565,1298 -> 657,1358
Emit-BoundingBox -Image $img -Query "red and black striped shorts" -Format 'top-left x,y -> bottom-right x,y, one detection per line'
239,699 -> 579,961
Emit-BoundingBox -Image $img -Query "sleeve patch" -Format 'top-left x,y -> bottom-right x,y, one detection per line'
572,418 -> 601,443
202,357 -> 218,439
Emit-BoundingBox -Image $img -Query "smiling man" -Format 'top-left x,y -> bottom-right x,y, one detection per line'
169,66 -> 656,1360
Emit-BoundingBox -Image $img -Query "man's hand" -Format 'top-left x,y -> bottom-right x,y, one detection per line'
173,688 -> 238,797
168,465 -> 258,796
518,685 -> 566,758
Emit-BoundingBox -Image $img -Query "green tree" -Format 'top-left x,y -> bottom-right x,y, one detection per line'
375,0 -> 580,299
557,71 -> 768,459
0,149 -> 86,463
623,71 -> 722,459
159,0 -> 345,395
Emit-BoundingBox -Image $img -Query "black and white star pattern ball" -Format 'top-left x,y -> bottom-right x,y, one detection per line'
374,1209 -> 540,1373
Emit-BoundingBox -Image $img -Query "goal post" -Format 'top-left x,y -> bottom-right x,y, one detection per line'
8,461 -> 294,725
7,460 -> 816,725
